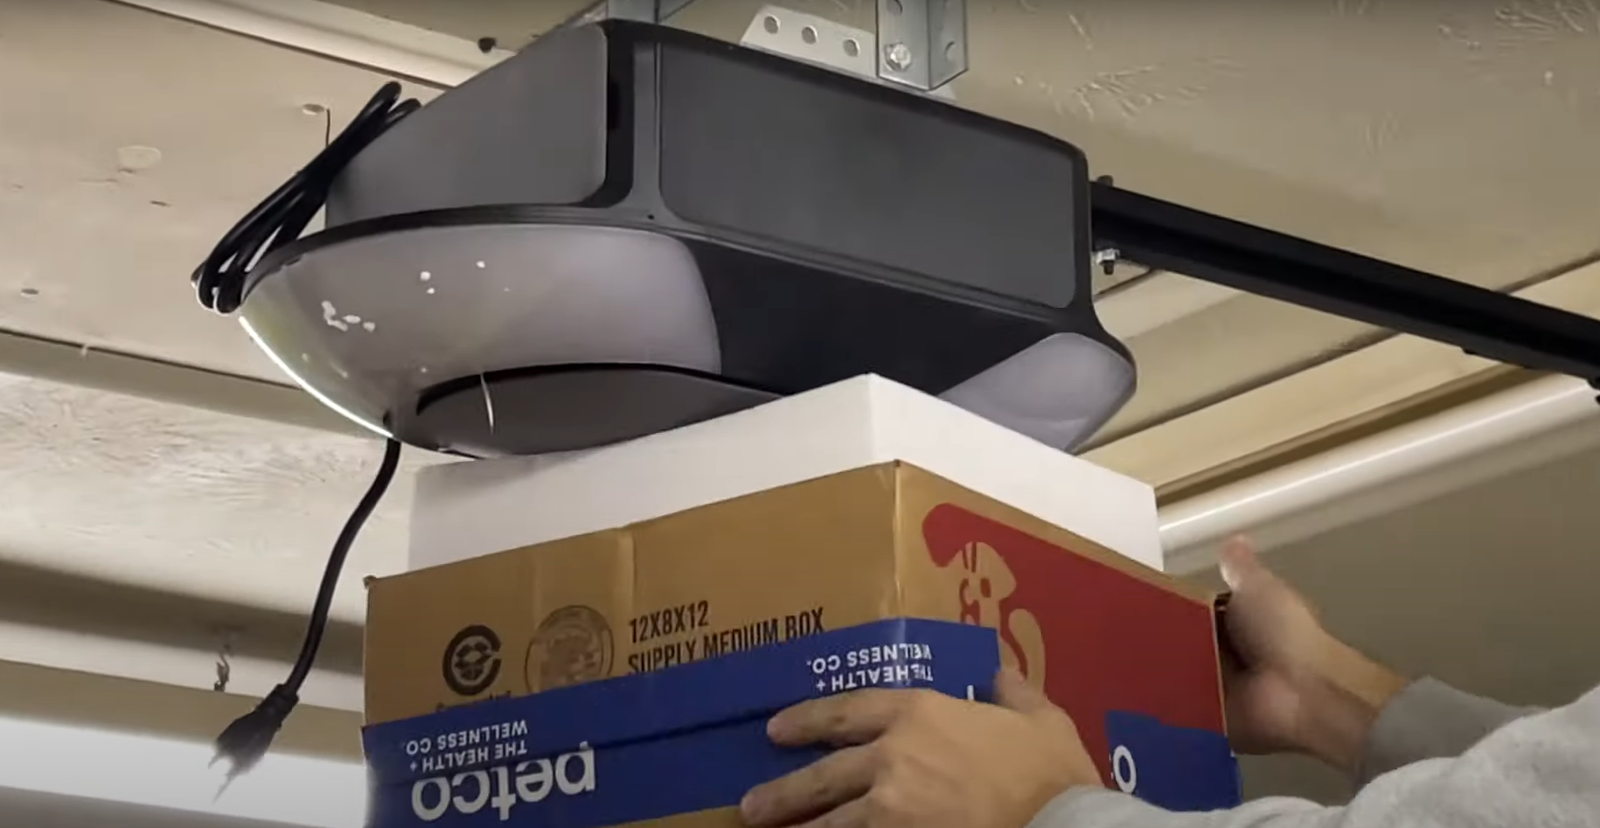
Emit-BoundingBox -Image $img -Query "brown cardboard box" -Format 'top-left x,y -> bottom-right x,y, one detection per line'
366,461 -> 1229,794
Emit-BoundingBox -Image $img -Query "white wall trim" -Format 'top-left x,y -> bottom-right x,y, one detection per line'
0,620 -> 361,712
1090,259 -> 1600,488
1160,375 -> 1600,571
112,0 -> 513,86
0,712 -> 364,828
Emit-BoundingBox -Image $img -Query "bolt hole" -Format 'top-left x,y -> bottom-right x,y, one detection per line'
300,102 -> 327,116
19,287 -> 39,297
843,38 -> 860,57
801,25 -> 818,44
886,0 -> 903,14
476,36 -> 498,53
762,14 -> 780,34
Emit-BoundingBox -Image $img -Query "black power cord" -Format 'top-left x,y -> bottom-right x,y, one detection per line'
191,81 -> 420,314
193,80 -> 418,785
212,438 -> 403,786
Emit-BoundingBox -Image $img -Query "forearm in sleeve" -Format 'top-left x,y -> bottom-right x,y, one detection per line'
1026,682 -> 1598,828
1355,677 -> 1541,783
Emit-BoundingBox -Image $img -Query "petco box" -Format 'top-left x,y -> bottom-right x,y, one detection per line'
364,463 -> 1240,807
363,619 -> 1239,828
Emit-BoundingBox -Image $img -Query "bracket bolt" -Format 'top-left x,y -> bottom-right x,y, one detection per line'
1093,248 -> 1120,276
883,42 -> 914,71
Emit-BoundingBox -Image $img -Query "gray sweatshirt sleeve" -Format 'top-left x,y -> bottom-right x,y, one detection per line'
1026,681 -> 1597,828
1356,677 -> 1541,784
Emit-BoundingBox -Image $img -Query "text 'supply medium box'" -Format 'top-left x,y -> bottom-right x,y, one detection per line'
364,463 -> 1243,819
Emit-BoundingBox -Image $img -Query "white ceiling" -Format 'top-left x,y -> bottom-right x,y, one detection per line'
0,0 -> 436,384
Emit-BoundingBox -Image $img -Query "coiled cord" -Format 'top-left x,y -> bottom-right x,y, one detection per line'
199,80 -> 418,790
192,81 -> 420,314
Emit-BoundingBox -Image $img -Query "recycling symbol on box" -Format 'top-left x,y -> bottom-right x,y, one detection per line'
442,624 -> 503,696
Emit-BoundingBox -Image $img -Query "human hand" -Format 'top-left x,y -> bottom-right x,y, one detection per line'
740,670 -> 1100,828
1216,535 -> 1335,755
1219,536 -> 1407,772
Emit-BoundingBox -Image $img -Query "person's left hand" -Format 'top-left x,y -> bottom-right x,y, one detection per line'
739,670 -> 1102,828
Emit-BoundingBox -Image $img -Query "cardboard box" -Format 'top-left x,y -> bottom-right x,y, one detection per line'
366,462 -> 1233,804
407,375 -> 1165,574
362,619 -> 1239,827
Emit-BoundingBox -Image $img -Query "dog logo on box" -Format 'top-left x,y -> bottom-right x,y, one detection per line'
442,624 -> 503,696
526,605 -> 614,692
938,540 -> 1048,688
922,509 -> 1047,689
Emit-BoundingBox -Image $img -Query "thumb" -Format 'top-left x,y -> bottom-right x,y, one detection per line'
1218,535 -> 1264,591
994,668 -> 1055,716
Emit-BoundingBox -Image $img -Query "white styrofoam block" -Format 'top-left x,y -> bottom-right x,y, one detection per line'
409,375 -> 1163,571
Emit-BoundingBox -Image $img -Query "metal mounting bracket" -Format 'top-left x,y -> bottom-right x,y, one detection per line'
874,0 -> 968,92
739,5 -> 958,101
571,0 -> 968,93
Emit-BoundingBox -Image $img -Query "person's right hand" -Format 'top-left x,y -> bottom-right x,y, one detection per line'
1218,537 -> 1409,773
